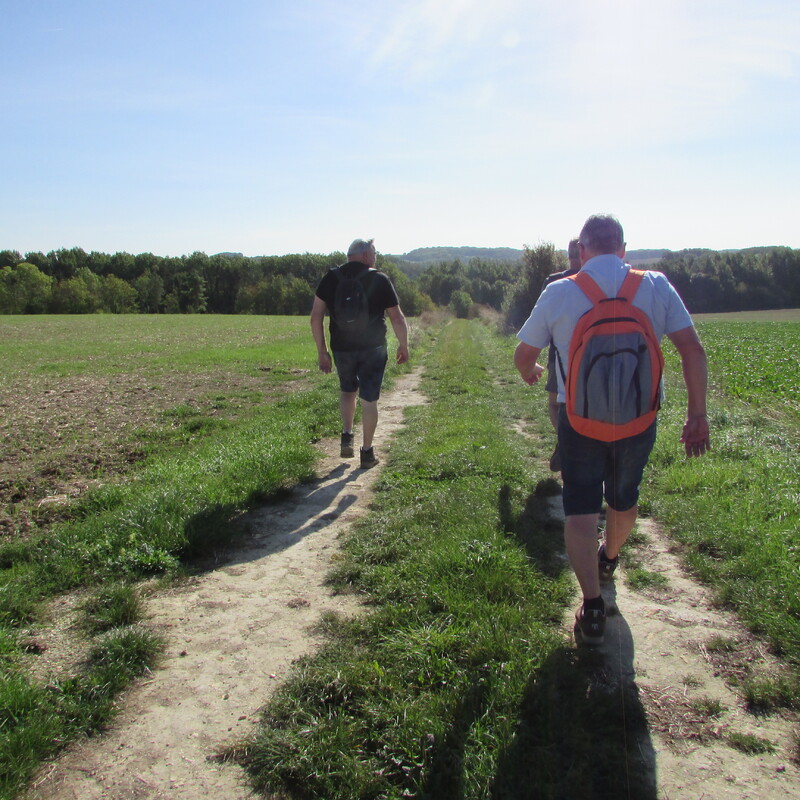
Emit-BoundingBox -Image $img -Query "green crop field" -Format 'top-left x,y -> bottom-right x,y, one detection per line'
694,319 -> 800,412
0,312 -> 798,799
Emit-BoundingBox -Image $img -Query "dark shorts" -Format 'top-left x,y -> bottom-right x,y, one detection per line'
332,346 -> 388,402
545,345 -> 558,393
558,406 -> 657,516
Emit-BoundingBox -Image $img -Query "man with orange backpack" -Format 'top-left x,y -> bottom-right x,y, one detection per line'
514,214 -> 710,646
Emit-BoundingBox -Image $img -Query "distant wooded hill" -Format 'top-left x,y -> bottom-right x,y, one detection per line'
389,245 -> 670,267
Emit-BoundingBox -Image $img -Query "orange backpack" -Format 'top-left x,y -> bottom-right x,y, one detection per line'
561,269 -> 664,442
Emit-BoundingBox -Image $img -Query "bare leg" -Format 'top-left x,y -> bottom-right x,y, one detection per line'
340,391 -> 357,433
564,513 -> 602,600
361,399 -> 378,449
602,505 -> 639,560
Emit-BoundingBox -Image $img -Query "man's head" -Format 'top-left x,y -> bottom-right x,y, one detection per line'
567,237 -> 581,270
578,215 -> 625,264
347,238 -> 377,267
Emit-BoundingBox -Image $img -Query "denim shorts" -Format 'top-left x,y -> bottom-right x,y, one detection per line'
558,406 -> 657,516
332,346 -> 388,402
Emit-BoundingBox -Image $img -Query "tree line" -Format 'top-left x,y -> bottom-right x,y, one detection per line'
0,248 -> 431,317
1,244 -> 798,320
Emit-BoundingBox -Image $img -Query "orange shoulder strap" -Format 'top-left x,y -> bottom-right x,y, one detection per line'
569,271 -> 606,304
618,268 -> 645,302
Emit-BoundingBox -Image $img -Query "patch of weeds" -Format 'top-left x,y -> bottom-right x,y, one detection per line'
0,582 -> 40,627
682,675 -> 703,689
727,732 -> 776,754
87,626 -> 163,686
742,675 -> 800,713
625,525 -> 649,548
626,568 -> 669,592
81,583 -> 144,633
0,626 -> 21,666
161,404 -> 198,420
690,695 -> 726,719
705,635 -> 738,653
0,539 -> 34,570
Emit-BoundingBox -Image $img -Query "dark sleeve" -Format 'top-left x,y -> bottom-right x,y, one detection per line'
315,270 -> 337,306
376,272 -> 400,309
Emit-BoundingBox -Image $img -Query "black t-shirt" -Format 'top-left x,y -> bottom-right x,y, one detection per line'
315,262 -> 401,352
541,267 -> 579,374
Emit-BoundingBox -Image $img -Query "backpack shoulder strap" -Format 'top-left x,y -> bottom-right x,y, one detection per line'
618,268 -> 645,302
569,270 -> 606,304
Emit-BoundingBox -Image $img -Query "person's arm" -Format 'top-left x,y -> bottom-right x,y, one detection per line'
667,325 -> 710,457
514,341 -> 544,385
386,305 -> 409,364
310,295 -> 332,374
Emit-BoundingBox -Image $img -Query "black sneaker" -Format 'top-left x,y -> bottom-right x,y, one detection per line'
360,447 -> 379,469
574,602 -> 606,646
340,432 -> 354,458
598,544 -> 618,584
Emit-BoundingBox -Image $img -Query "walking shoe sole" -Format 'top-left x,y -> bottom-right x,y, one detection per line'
573,620 -> 604,647
341,446 -> 354,458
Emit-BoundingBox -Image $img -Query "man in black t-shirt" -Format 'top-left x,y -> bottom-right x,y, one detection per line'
310,238 -> 409,468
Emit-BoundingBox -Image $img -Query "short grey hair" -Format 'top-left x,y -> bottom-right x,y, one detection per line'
567,237 -> 580,260
347,238 -> 375,259
579,215 -> 624,255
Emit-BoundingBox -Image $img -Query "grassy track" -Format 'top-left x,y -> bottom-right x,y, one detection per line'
245,320 -> 658,799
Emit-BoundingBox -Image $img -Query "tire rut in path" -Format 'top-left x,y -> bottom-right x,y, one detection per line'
26,370 -> 428,800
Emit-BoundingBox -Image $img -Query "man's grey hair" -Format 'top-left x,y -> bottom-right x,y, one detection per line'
567,237 -> 580,261
579,215 -> 625,255
347,238 -> 375,259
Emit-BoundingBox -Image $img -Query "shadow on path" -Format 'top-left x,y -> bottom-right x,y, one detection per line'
175,460 -> 369,574
488,482 -> 657,799
490,609 -> 657,800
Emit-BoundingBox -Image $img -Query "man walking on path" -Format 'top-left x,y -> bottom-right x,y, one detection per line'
514,215 -> 710,645
311,238 -> 409,469
542,237 -> 581,471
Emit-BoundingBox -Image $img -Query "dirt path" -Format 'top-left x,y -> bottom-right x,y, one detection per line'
26,371 -> 428,800
544,496 -> 800,799
25,368 -> 799,799
604,518 -> 799,799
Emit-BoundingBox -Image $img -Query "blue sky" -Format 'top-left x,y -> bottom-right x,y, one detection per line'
2,0 -> 799,257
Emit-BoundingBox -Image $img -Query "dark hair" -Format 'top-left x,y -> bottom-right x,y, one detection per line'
567,237 -> 580,260
579,215 -> 624,255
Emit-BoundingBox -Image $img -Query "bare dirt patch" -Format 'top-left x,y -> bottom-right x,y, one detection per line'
0,370 -> 301,538
24,371 -> 428,800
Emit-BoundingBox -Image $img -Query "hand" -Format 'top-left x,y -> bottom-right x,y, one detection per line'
396,345 -> 409,365
318,352 -> 332,374
680,414 -> 710,458
522,363 -> 545,386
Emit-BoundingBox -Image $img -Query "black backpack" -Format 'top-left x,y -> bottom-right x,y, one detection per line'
333,267 -> 370,333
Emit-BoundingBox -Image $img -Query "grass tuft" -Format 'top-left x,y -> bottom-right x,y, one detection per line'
81,582 -> 145,633
727,731 -> 776,754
